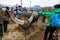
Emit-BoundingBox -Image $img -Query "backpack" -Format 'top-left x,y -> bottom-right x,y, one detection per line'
51,13 -> 60,28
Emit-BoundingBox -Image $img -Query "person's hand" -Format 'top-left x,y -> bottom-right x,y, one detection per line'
42,23 -> 46,26
51,23 -> 54,26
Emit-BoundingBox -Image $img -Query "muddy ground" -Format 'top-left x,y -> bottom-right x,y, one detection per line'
2,17 -> 45,40
2,17 -> 60,40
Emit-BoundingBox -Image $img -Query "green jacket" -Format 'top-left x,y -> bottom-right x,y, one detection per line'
39,8 -> 60,27
39,12 -> 55,27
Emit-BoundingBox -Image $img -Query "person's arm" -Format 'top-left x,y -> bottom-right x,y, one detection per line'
39,12 -> 54,17
39,12 -> 46,16
17,10 -> 23,14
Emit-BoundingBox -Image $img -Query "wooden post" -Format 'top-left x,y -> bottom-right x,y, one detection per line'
21,0 -> 22,6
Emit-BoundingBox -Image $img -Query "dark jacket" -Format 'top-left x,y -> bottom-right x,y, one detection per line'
4,10 -> 10,21
0,9 -> 5,24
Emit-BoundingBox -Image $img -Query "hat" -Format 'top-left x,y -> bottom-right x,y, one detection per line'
54,4 -> 60,8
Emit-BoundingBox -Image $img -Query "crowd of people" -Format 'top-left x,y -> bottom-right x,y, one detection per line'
0,5 -> 60,40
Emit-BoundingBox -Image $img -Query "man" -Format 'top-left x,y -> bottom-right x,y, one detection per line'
52,4 -> 60,40
0,8 -> 5,38
14,7 -> 18,11
39,6 -> 60,40
39,7 -> 57,40
3,7 -> 10,33
16,6 -> 23,19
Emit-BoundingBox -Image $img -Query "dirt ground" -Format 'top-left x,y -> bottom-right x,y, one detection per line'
2,18 -> 45,40
2,17 -> 60,40
6,23 -> 44,40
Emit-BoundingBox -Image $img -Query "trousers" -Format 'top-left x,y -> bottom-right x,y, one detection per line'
44,26 -> 56,40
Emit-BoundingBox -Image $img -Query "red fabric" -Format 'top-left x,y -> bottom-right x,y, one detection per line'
42,37 -> 44,40
42,37 -> 48,40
